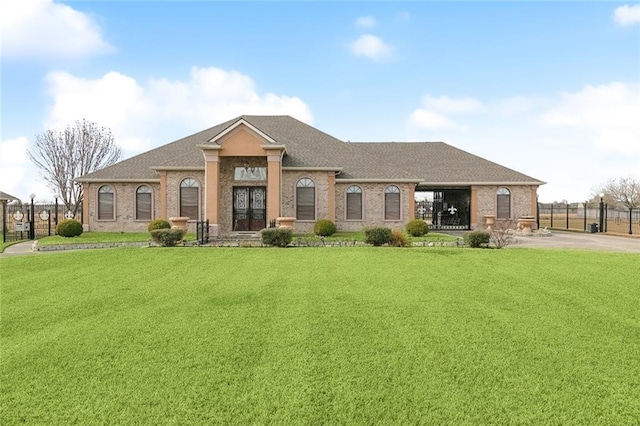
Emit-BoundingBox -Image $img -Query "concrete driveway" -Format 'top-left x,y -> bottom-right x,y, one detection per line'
507,231 -> 640,253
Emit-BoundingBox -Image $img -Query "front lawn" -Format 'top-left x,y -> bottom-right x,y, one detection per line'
1,248 -> 637,424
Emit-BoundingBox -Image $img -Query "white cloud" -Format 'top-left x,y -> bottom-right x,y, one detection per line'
408,110 -> 454,130
539,82 -> 640,154
355,16 -> 377,28
0,0 -> 114,60
0,137 -> 51,201
44,66 -> 314,157
407,83 -> 640,202
613,4 -> 640,27
350,34 -> 394,61
409,95 -> 482,129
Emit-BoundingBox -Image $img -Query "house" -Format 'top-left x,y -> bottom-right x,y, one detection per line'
76,115 -> 544,235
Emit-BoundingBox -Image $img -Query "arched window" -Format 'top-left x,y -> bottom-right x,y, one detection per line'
98,185 -> 114,220
296,178 -> 315,221
136,185 -> 152,221
180,178 -> 199,219
346,185 -> 363,220
384,185 -> 401,221
497,187 -> 511,219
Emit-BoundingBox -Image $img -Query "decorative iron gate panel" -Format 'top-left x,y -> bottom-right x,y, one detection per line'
3,201 -> 81,242
233,187 -> 266,232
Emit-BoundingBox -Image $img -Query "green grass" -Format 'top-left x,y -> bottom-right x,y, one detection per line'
2,248 -> 638,424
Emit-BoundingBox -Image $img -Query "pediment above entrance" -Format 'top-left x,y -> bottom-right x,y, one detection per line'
218,126 -> 269,156
200,119 -> 284,157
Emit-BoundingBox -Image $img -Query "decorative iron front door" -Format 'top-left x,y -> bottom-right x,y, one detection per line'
233,187 -> 266,231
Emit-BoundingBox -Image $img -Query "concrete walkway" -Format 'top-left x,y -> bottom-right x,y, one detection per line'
1,231 -> 639,257
507,230 -> 640,253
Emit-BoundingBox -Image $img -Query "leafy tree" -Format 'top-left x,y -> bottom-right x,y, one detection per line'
592,176 -> 640,210
27,119 -> 121,216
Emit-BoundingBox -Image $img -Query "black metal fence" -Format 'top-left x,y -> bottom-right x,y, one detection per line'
538,202 -> 639,235
2,201 -> 82,242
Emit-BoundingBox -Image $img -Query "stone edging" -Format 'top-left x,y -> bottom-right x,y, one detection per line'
35,241 -> 154,252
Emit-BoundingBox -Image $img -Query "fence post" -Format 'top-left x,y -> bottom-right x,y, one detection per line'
583,202 -> 587,231
566,203 -> 569,230
536,199 -> 540,230
550,204 -> 554,228
630,208 -> 633,235
2,200 -> 6,243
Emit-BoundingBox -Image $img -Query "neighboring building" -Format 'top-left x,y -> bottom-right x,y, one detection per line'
76,115 -> 544,235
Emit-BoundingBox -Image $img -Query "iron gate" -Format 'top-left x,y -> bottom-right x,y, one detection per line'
2,201 -> 82,242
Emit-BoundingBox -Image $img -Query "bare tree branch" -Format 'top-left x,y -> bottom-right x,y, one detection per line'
591,176 -> 640,209
27,119 -> 122,215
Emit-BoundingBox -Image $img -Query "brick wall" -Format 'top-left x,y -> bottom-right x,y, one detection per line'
334,182 -> 412,232
281,171 -> 331,233
475,185 -> 537,228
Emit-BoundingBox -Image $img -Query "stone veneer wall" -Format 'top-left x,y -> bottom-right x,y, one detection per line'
334,182 -> 412,232
281,171 -> 331,234
474,185 -> 537,228
218,157 -> 268,234
85,181 -> 162,232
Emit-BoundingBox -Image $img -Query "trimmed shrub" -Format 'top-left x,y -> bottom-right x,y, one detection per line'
390,229 -> 410,247
148,219 -> 171,232
150,228 -> 184,247
406,219 -> 429,237
314,219 -> 337,237
464,230 -> 491,248
365,227 -> 392,246
55,219 -> 83,238
261,228 -> 293,247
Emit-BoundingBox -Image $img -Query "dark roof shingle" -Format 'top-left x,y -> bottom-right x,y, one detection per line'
77,115 -> 543,185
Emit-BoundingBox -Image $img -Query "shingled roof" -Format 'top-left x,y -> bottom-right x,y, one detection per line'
77,115 -> 543,185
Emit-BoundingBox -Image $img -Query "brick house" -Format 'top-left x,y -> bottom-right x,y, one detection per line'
76,115 -> 544,235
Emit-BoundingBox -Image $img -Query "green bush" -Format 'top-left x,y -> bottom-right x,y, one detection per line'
55,219 -> 83,238
150,228 -> 184,247
406,219 -> 429,237
390,229 -> 410,247
147,219 -> 171,232
464,230 -> 491,248
365,227 -> 392,246
313,219 -> 337,237
261,228 -> 293,247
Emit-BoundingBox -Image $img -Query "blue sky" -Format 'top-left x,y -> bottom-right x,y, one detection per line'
2,1 -> 639,203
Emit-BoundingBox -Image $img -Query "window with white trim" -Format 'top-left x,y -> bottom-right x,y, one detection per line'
346,185 -> 363,220
180,178 -> 199,219
296,178 -> 315,221
384,185 -> 401,221
497,187 -> 511,219
136,185 -> 152,221
98,185 -> 114,220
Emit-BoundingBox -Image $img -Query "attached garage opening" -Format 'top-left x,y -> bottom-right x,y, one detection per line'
415,187 -> 470,230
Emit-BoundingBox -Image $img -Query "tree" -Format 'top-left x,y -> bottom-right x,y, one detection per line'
27,119 -> 122,216
592,176 -> 640,210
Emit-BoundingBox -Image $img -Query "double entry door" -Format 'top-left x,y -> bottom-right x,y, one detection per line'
233,186 -> 266,232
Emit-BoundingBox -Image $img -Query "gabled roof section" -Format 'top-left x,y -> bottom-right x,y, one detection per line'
0,191 -> 20,201
201,117 -> 279,146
